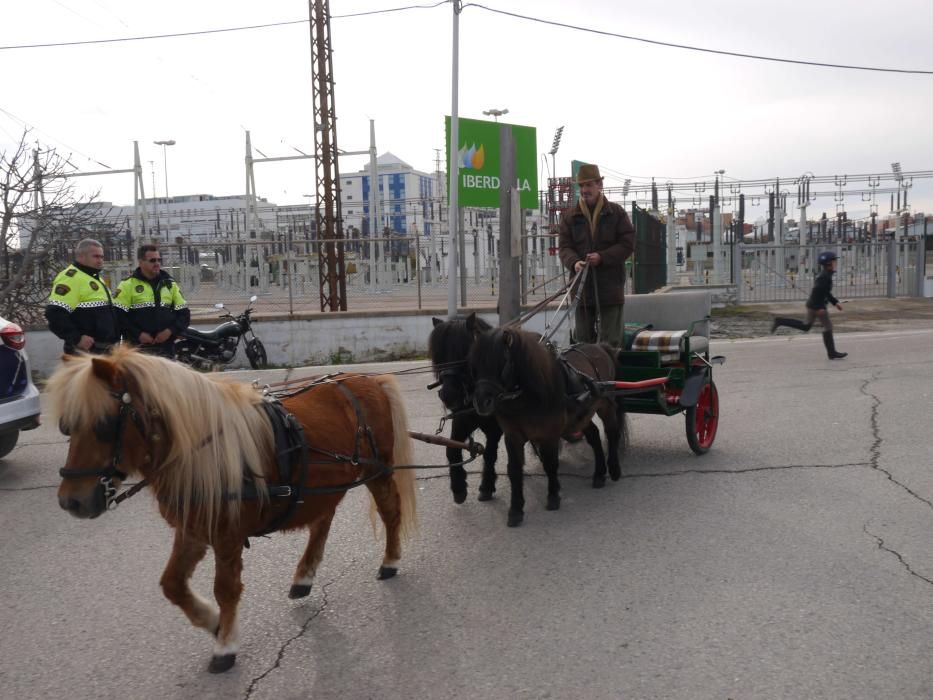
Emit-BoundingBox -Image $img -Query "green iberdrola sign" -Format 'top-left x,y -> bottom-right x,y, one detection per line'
445,116 -> 538,209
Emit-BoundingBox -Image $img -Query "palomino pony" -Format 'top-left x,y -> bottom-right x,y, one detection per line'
49,346 -> 416,674
467,321 -> 623,527
429,313 -> 503,504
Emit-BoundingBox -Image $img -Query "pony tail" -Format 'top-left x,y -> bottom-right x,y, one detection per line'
374,375 -> 418,541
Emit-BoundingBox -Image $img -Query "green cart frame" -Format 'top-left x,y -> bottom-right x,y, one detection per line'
596,291 -> 724,454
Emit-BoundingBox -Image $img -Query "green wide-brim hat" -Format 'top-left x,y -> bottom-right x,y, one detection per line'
575,164 -> 603,184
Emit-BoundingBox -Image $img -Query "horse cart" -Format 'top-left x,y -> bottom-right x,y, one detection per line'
603,289 -> 724,455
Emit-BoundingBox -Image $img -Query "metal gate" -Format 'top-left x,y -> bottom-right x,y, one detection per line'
631,203 -> 666,294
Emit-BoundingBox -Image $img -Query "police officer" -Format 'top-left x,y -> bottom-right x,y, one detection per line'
771,250 -> 847,360
114,244 -> 190,357
46,238 -> 120,354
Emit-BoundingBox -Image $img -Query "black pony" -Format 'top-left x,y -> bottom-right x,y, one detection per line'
467,321 -> 623,527
428,313 -> 503,504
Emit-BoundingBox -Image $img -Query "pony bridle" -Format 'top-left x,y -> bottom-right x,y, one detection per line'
475,348 -> 522,407
58,389 -> 150,510
438,366 -> 472,405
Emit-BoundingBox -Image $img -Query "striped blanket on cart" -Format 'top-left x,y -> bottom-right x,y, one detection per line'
631,330 -> 686,364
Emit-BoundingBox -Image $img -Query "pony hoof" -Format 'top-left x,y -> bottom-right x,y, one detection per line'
592,475 -> 606,489
378,566 -> 398,580
477,489 -> 494,502
507,510 -> 524,527
289,583 -> 312,599
208,653 -> 236,674
608,465 -> 621,481
546,495 -> 561,511
452,489 -> 467,505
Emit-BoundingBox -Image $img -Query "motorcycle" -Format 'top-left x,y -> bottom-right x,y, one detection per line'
175,295 -> 268,371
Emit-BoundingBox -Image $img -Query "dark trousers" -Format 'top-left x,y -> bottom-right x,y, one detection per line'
773,307 -> 833,333
574,303 -> 624,346
773,308 -> 845,358
64,341 -> 116,355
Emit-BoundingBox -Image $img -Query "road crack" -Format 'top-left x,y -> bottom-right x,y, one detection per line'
864,524 -> 933,586
859,375 -> 933,509
243,557 -> 362,700
854,375 -> 933,587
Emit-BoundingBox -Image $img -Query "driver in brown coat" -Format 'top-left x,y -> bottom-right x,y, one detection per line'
558,164 -> 636,346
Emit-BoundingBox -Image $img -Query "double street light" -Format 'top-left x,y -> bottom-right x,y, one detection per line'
482,107 -> 509,122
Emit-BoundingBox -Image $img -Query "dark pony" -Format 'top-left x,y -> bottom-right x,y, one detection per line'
467,322 -> 623,527
49,346 -> 416,674
428,313 -> 503,503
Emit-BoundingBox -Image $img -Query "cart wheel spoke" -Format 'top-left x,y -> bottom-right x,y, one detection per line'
686,379 -> 719,455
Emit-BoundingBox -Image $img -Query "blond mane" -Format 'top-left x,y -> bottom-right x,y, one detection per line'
47,346 -> 273,536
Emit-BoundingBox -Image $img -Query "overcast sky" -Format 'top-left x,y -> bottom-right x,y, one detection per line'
2,0 -> 932,221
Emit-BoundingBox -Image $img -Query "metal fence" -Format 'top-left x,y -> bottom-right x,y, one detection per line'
733,240 -> 925,303
20,227 -> 929,326
104,233 -> 572,318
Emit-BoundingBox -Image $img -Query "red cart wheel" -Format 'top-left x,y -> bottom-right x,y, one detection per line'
685,379 -> 719,455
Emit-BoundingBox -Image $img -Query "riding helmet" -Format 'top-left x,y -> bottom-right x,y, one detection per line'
817,251 -> 838,266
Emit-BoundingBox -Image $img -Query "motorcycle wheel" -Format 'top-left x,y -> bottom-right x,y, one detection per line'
246,338 -> 268,370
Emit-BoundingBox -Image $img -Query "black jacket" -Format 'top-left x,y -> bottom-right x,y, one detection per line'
45,261 -> 120,351
114,268 -> 190,342
806,269 -> 839,310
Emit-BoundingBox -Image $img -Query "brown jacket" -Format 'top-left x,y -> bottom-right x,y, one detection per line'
558,196 -> 635,306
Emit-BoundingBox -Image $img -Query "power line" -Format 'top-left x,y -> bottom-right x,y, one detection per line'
6,0 -> 928,77
0,105 -> 112,169
462,2 -> 933,75
0,2 -> 450,51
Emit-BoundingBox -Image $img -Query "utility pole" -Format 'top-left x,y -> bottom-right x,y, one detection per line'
767,191 -> 775,242
666,184 -> 676,285
368,119 -> 379,290
149,160 -> 159,238
498,126 -> 520,326
447,0 -> 462,317
431,147 -> 442,284
309,0 -> 346,311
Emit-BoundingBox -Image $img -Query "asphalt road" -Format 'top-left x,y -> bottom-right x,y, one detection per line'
1,328 -> 932,700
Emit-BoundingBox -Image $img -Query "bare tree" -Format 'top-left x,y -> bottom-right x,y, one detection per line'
0,129 -> 126,324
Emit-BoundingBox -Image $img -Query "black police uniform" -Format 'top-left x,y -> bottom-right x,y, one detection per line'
45,261 -> 120,354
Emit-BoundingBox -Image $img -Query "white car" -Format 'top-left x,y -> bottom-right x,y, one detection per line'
0,316 -> 40,458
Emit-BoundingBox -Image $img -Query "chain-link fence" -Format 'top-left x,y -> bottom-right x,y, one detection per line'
735,240 -> 924,303
96,232 -> 574,318
17,208 -> 931,325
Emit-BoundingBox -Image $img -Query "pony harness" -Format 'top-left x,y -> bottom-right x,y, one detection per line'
245,376 -> 390,539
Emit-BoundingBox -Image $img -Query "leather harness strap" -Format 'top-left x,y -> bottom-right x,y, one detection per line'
559,345 -> 609,404
246,399 -> 310,539
245,378 -> 390,541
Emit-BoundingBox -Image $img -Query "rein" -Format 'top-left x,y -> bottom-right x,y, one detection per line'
540,265 -> 589,345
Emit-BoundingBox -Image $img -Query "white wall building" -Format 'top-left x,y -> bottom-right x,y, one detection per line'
19,152 -> 441,251
340,152 -> 439,238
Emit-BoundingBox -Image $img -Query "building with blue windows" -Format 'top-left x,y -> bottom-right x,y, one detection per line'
339,152 -> 439,238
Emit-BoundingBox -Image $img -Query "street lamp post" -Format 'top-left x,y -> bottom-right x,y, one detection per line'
153,140 -> 176,240
482,108 -> 509,122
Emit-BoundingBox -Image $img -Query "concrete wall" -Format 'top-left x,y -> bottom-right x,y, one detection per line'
27,308 -> 572,379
